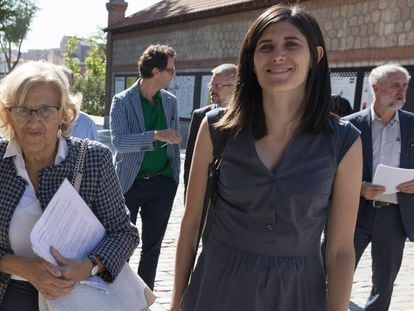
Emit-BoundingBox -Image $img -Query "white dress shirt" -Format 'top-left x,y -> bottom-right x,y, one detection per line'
371,107 -> 400,204
3,138 -> 68,280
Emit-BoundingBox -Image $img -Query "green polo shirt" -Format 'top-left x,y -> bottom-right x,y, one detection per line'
136,91 -> 172,179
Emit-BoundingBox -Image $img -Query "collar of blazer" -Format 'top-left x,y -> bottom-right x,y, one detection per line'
130,79 -> 176,130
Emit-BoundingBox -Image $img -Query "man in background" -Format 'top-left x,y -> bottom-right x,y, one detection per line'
60,66 -> 98,140
183,63 -> 237,195
344,63 -> 414,310
110,44 -> 181,290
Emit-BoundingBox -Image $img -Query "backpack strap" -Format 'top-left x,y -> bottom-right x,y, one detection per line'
206,108 -> 228,161
191,108 -> 228,271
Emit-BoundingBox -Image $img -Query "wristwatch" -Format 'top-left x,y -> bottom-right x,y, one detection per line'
88,255 -> 99,276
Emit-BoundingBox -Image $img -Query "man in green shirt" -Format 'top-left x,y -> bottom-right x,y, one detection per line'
110,44 -> 181,289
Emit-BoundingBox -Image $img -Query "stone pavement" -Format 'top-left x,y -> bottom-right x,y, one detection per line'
96,125 -> 414,311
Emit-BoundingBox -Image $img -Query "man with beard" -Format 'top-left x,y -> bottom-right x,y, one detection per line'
343,64 -> 414,311
183,63 -> 237,196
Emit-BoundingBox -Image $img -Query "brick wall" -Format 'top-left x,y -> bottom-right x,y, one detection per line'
110,10 -> 257,72
308,0 -> 414,67
110,0 -> 414,73
105,0 -> 414,131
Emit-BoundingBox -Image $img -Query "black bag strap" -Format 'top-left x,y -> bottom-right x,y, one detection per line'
207,108 -> 228,160
192,108 -> 228,269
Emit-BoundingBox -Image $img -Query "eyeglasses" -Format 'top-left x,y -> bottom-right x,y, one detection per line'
208,83 -> 234,90
164,67 -> 176,73
9,106 -> 59,123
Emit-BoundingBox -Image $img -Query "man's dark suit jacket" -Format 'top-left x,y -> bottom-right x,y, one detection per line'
184,104 -> 218,194
343,108 -> 414,241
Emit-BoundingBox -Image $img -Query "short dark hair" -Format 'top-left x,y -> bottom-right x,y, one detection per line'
218,4 -> 331,138
138,44 -> 176,78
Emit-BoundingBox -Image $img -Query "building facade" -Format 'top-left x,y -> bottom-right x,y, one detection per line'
105,0 -> 414,139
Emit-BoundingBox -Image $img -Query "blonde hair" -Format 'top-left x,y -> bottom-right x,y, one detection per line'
0,61 -> 81,139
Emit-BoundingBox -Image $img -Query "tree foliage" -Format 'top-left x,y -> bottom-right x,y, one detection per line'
64,32 -> 106,116
0,0 -> 38,72
63,36 -> 81,85
0,1 -> 15,27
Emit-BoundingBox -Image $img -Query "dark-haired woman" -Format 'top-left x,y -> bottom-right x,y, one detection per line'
172,4 -> 362,311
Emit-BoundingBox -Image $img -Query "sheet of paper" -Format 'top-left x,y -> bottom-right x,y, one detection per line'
30,178 -> 106,289
372,164 -> 414,194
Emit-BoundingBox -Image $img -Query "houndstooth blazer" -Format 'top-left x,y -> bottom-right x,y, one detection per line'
0,138 -> 139,303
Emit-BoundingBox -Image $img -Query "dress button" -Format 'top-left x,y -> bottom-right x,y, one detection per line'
266,224 -> 273,231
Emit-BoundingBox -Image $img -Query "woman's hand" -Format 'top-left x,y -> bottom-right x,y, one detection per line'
0,254 -> 75,300
50,247 -> 92,283
26,257 -> 75,300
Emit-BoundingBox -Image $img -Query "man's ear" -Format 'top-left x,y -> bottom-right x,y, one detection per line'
316,46 -> 324,64
152,67 -> 159,76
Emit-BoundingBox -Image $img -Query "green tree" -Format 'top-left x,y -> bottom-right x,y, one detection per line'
0,0 -> 38,72
0,1 -> 14,27
64,32 -> 106,116
63,36 -> 81,88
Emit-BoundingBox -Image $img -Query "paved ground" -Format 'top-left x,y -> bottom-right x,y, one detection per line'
96,123 -> 414,311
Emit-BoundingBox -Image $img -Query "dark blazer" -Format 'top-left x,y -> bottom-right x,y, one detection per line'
0,138 -> 139,303
184,104 -> 218,193
344,108 -> 414,241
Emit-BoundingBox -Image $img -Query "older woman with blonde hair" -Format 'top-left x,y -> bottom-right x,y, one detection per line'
0,61 -> 139,311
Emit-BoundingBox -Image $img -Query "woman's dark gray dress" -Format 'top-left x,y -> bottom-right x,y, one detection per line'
181,119 -> 360,311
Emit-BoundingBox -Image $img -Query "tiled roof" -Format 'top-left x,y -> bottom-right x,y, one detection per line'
107,0 -> 281,33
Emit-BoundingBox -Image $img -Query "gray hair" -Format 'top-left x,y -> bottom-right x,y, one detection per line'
211,63 -> 237,78
368,63 -> 411,87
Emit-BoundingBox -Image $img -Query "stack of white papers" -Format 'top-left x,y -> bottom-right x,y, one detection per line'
373,164 -> 414,194
31,179 -> 157,311
30,178 -> 106,290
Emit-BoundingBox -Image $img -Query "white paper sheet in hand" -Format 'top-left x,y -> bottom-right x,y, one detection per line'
33,179 -> 157,311
30,178 -> 105,265
372,164 -> 414,194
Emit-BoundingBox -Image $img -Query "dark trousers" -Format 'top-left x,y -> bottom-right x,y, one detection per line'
354,203 -> 406,311
0,280 -> 38,311
124,175 -> 177,290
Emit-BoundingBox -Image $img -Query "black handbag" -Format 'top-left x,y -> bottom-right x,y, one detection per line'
192,108 -> 228,270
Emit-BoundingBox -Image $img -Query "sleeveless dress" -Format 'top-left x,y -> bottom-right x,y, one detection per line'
180,118 -> 360,311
